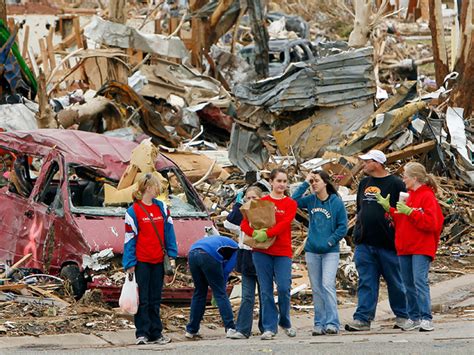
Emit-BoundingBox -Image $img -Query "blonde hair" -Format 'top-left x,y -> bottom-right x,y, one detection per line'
132,173 -> 161,201
245,186 -> 263,198
404,162 -> 438,193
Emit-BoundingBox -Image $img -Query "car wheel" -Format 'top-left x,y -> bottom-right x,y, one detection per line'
60,264 -> 87,300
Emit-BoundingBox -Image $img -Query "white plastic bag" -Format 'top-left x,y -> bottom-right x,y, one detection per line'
119,273 -> 139,315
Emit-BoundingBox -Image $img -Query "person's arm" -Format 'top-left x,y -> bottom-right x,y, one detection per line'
291,181 -> 313,209
123,208 -> 138,271
328,199 -> 348,247
223,251 -> 237,283
240,217 -> 254,236
407,195 -> 442,233
266,199 -> 297,238
163,204 -> 178,258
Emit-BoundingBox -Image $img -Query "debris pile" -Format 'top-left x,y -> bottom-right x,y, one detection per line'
0,0 -> 473,336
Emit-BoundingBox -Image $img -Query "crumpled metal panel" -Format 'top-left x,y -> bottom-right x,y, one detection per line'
84,16 -> 189,59
228,123 -> 269,173
234,47 -> 376,113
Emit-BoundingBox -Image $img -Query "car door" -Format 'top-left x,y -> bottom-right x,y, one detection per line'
15,151 -> 65,271
0,151 -> 39,268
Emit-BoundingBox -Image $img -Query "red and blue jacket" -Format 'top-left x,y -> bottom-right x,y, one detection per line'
123,199 -> 178,270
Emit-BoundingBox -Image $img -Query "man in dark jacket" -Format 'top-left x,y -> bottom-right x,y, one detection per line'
345,150 -> 409,331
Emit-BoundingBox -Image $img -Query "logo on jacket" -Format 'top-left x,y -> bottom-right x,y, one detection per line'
310,207 -> 331,219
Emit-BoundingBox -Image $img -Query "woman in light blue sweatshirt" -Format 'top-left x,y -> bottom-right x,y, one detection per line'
292,170 -> 348,335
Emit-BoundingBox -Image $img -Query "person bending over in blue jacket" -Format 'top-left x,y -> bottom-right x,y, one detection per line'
292,170 -> 348,335
185,236 -> 239,339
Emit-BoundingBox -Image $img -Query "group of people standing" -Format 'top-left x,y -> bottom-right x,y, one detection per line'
121,149 -> 444,345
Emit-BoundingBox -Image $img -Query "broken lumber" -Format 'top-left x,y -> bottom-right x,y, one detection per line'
0,292 -> 69,308
0,253 -> 32,279
385,140 -> 436,163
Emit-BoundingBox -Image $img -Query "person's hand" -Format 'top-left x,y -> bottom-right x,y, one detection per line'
170,259 -> 176,269
253,229 -> 268,242
375,193 -> 390,212
305,172 -> 314,184
396,201 -> 413,215
126,266 -> 135,274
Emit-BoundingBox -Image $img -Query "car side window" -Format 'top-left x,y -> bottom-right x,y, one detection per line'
8,154 -> 43,198
36,161 -> 61,207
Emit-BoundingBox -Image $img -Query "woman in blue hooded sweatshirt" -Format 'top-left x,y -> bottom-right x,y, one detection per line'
292,170 -> 348,335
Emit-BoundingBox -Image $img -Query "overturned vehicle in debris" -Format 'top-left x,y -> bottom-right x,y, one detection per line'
0,130 -> 213,299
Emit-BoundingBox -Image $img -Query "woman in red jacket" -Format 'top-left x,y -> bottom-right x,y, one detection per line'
241,168 -> 297,340
376,162 -> 443,332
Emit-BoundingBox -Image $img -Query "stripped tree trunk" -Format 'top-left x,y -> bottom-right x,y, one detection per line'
428,0 -> 450,87
0,0 -> 6,25
348,0 -> 371,47
450,0 -> 474,118
109,0 -> 127,24
248,0 -> 269,78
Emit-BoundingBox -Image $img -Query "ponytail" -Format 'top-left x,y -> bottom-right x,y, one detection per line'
425,174 -> 438,194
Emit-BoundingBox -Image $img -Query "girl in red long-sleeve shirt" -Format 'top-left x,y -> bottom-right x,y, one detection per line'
241,168 -> 297,340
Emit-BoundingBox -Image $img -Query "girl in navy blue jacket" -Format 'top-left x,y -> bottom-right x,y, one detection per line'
292,170 -> 348,335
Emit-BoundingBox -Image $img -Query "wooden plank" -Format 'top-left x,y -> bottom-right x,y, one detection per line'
39,38 -> 50,75
0,284 -> 27,292
0,291 -> 69,308
46,27 -> 57,71
0,253 -> 32,279
22,25 -> 30,59
73,17 -> 84,49
386,140 -> 436,163
28,285 -> 70,307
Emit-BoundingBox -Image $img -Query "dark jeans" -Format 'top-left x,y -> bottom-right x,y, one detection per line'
353,244 -> 408,323
235,273 -> 264,337
134,261 -> 164,340
399,255 -> 432,321
186,249 -> 235,334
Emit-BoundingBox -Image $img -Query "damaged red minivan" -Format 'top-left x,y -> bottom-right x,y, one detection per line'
0,130 -> 213,299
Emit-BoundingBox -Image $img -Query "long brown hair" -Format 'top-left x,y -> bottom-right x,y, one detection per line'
403,162 -> 438,193
132,173 -> 161,201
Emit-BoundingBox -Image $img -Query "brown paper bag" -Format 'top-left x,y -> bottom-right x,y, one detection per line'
240,199 -> 276,249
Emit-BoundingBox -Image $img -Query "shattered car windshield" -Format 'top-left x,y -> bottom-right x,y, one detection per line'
67,165 -> 207,218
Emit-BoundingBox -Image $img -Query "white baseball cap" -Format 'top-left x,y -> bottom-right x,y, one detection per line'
359,150 -> 387,164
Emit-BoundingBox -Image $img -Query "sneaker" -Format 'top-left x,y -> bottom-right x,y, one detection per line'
184,331 -> 202,339
312,326 -> 325,336
394,317 -> 410,329
226,328 -> 237,338
135,336 -> 148,345
345,319 -> 370,331
419,319 -> 434,332
401,319 -> 421,331
325,325 -> 339,335
260,331 -> 275,340
282,327 -> 296,337
228,331 -> 248,339
150,335 -> 171,345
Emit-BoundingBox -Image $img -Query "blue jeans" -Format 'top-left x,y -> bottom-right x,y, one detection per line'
186,249 -> 235,334
235,274 -> 264,337
252,252 -> 292,333
399,255 -> 432,321
305,252 -> 340,329
353,244 -> 408,322
134,261 -> 164,340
